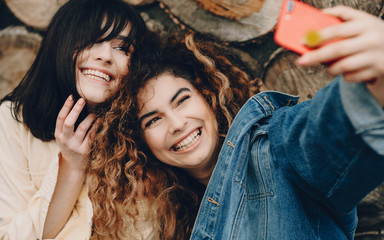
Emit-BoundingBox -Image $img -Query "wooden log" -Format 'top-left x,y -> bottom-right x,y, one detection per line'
195,0 -> 266,20
4,0 -> 157,30
262,48 -> 333,102
0,27 -> 41,99
355,185 -> 384,240
140,11 -> 166,34
230,47 -> 262,80
158,0 -> 283,44
4,0 -> 69,30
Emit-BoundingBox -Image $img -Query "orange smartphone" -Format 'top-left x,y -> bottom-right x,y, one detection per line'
274,0 -> 343,55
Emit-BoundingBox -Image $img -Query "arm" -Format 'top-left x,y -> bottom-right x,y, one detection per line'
0,102 -> 58,239
43,96 -> 96,238
0,97 -> 96,239
296,5 -> 384,156
269,7 -> 384,214
269,76 -> 384,215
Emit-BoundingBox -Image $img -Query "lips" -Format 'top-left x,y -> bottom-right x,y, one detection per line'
171,128 -> 201,152
82,69 -> 112,82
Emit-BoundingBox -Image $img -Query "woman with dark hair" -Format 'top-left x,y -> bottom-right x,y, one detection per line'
89,6 -> 384,240
0,0 -> 154,239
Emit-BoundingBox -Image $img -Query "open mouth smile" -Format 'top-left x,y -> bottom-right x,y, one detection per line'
82,69 -> 112,82
171,128 -> 202,152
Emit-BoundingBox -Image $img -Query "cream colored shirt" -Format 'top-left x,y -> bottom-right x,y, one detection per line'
0,101 -> 92,240
0,102 -> 156,240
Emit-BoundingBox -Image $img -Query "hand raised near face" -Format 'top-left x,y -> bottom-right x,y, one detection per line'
55,95 -> 98,172
297,6 -> 384,83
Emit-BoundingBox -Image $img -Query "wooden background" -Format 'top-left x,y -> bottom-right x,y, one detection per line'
0,0 -> 384,239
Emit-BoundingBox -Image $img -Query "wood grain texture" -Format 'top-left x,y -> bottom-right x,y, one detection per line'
195,0 -> 266,20
158,0 -> 283,43
0,26 -> 41,99
4,0 -> 68,30
262,48 -> 333,102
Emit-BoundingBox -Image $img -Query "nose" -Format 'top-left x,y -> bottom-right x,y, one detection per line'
92,42 -> 112,64
168,112 -> 187,135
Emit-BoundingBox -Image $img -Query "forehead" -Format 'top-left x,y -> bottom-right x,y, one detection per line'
101,19 -> 132,38
138,72 -> 194,106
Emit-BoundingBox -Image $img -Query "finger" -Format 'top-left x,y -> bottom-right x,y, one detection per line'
62,98 -> 86,138
318,20 -> 364,43
81,118 -> 100,150
327,50 -> 375,76
74,113 -> 97,142
297,36 -> 366,66
55,95 -> 74,136
342,68 -> 377,82
322,6 -> 370,22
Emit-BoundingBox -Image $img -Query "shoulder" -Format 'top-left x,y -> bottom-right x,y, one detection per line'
224,91 -> 299,143
0,101 -> 19,124
0,101 -> 27,136
249,91 -> 299,112
232,91 -> 299,126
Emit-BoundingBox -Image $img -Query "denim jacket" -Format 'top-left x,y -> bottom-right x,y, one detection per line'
190,76 -> 384,240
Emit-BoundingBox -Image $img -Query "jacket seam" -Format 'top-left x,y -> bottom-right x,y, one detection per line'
325,149 -> 363,200
230,191 -> 246,240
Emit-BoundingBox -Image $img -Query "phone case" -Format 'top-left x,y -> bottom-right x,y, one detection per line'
274,0 -> 342,55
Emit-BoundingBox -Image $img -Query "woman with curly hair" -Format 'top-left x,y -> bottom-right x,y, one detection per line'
89,6 -> 384,239
88,31 -> 259,239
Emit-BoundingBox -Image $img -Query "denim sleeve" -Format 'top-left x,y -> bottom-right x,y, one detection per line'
269,76 -> 384,214
340,80 -> 384,155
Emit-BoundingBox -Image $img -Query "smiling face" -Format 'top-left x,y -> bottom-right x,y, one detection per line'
138,72 -> 219,180
75,25 -> 132,105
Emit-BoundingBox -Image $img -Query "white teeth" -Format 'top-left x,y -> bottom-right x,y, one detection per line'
173,129 -> 201,151
82,69 -> 111,82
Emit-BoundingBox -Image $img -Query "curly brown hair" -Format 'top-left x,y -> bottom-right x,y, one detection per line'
88,32 -> 263,239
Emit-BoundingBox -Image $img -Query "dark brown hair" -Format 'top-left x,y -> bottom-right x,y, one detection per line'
1,0 -> 148,141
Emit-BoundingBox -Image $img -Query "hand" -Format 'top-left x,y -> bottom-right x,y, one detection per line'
54,95 -> 97,172
297,6 -> 384,83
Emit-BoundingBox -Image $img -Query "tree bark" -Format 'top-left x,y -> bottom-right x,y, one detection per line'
0,26 -> 41,99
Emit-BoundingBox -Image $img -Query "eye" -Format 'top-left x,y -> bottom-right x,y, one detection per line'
114,46 -> 131,56
144,117 -> 160,129
111,38 -> 132,55
177,95 -> 191,106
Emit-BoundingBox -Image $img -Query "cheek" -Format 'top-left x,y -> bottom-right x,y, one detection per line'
117,56 -> 130,76
74,70 -> 84,96
200,100 -> 217,131
205,107 -> 219,140
210,115 -> 219,139
144,130 -> 163,153
76,50 -> 90,66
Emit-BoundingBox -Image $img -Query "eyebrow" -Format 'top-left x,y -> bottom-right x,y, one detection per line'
138,87 -> 191,125
170,88 -> 190,103
116,35 -> 128,40
138,110 -> 157,125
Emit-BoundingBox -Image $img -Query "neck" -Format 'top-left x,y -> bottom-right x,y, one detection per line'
187,147 -> 220,186
190,160 -> 216,186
